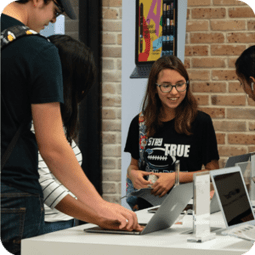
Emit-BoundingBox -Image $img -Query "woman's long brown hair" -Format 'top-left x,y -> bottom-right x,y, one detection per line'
142,55 -> 198,137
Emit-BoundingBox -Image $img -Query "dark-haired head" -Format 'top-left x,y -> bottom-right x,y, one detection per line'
235,45 -> 255,84
235,45 -> 255,101
48,34 -> 96,143
142,55 -> 197,136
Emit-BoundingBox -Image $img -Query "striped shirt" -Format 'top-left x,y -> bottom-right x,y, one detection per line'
31,124 -> 82,222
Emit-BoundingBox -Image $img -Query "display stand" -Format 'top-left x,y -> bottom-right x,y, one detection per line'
236,154 -> 255,201
251,154 -> 255,200
175,160 -> 180,186
188,171 -> 216,243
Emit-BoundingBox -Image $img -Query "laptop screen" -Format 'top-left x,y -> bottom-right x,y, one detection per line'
225,153 -> 252,168
135,0 -> 177,64
213,171 -> 254,227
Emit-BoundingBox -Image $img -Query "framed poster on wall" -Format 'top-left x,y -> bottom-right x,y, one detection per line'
130,0 -> 178,79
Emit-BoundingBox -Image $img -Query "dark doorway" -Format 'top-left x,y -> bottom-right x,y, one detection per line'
78,0 -> 102,197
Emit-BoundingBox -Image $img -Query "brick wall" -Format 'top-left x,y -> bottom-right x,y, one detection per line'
101,0 -> 255,204
101,0 -> 122,203
185,0 -> 255,168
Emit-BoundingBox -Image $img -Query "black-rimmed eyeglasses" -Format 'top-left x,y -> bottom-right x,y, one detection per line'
156,81 -> 188,93
53,0 -> 65,17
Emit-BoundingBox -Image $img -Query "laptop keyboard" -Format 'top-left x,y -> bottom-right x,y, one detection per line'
222,224 -> 255,242
130,66 -> 151,78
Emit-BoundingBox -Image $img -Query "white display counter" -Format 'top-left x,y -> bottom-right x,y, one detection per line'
21,210 -> 253,255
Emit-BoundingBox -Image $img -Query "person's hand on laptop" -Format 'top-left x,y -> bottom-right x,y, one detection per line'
94,200 -> 144,232
151,172 -> 175,197
128,169 -> 153,189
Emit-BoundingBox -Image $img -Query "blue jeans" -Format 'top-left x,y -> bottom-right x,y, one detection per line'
126,177 -> 138,211
42,219 -> 75,235
1,182 -> 44,255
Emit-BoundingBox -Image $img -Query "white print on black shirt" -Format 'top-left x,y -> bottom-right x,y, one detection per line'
147,138 -> 163,146
144,138 -> 191,172
164,144 -> 190,157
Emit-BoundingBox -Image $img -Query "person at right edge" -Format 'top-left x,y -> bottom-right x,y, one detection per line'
1,1 -> 142,254
125,55 -> 220,211
235,45 -> 255,102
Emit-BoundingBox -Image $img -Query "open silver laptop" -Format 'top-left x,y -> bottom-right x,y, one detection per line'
210,166 -> 255,242
84,182 -> 193,235
225,153 -> 253,168
210,152 -> 254,214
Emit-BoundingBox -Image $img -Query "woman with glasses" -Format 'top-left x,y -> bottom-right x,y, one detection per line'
235,45 -> 255,102
125,56 -> 219,210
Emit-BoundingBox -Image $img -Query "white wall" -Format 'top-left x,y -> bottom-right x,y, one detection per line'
121,0 -> 188,208
40,15 -> 65,37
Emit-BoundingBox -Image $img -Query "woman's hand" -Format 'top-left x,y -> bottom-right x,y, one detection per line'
151,172 -> 175,197
129,169 -> 152,189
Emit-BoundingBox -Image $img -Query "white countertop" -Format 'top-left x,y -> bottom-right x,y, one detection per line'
21,210 -> 254,255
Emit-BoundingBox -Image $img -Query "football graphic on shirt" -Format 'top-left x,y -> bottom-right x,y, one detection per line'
144,147 -> 176,171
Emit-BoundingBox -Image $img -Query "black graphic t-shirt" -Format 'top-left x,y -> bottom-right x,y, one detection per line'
124,111 -> 219,173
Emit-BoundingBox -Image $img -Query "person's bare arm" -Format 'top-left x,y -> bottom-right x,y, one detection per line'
55,195 -> 143,230
55,195 -> 99,224
32,102 -> 141,231
178,159 -> 219,183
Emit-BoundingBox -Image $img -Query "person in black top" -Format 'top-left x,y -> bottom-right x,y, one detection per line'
125,55 -> 219,210
235,45 -> 255,102
1,1 -> 141,254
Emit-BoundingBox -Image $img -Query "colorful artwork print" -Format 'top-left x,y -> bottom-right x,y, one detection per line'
138,0 -> 163,62
137,0 -> 176,63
